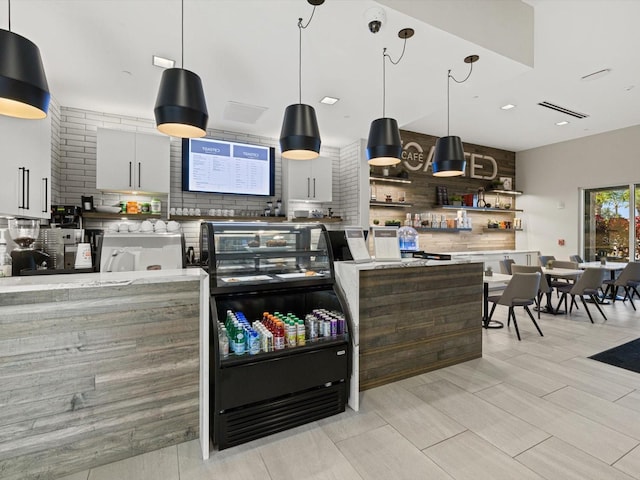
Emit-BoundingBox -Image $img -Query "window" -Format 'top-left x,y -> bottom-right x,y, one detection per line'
583,185 -> 639,261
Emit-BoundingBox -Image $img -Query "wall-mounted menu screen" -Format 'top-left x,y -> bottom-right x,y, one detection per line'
182,138 -> 275,196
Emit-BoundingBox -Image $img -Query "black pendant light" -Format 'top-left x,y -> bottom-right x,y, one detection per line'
279,0 -> 324,160
154,0 -> 208,138
0,0 -> 50,119
432,55 -> 479,177
367,28 -> 414,166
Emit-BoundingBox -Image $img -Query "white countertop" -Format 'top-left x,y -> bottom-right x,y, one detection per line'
444,249 -> 539,255
335,258 -> 472,270
0,268 -> 207,293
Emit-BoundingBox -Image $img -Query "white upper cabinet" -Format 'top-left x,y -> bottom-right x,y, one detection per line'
96,128 -> 170,193
285,157 -> 332,202
0,115 -> 51,220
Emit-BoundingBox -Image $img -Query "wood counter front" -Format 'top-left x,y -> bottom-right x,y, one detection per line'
336,261 -> 482,393
0,269 -> 208,480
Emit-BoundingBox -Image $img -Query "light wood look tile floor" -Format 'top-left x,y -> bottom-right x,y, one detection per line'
59,300 -> 640,480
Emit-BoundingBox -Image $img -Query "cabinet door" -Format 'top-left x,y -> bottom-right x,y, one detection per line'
0,115 -> 51,219
286,160 -> 313,200
96,128 -> 136,191
134,132 -> 170,193
309,157 -> 332,202
286,157 -> 332,201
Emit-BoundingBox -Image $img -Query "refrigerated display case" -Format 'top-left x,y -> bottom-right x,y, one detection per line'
201,222 -> 352,450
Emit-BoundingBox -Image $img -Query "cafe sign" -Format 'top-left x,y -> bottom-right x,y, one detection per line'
401,141 -> 498,180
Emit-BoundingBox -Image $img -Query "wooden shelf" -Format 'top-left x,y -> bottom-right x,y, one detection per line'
483,228 -> 524,232
417,228 -> 473,233
369,175 -> 412,184
437,205 -> 523,213
170,215 -> 342,223
82,212 -> 162,220
486,189 -> 523,196
370,201 -> 413,208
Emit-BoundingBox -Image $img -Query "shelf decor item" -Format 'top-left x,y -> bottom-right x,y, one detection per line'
154,0 -> 208,138
366,28 -> 414,166
280,0 -> 324,160
0,0 -> 50,119
432,55 -> 480,177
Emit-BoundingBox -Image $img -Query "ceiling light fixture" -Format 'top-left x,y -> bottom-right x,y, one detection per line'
280,0 -> 324,160
500,104 -> 516,110
320,96 -> 339,105
154,0 -> 208,138
555,120 -> 569,126
432,54 -> 480,177
366,28 -> 414,167
152,55 -> 175,69
0,0 -> 50,119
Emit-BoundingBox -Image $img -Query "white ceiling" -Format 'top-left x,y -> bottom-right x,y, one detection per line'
5,0 -> 640,152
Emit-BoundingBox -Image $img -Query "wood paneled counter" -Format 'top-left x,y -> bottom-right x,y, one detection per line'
335,260 -> 482,405
0,269 -> 209,479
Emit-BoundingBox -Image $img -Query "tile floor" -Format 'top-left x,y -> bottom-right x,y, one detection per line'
61,299 -> 640,480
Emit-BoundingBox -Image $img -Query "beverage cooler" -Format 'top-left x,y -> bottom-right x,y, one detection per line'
200,222 -> 353,450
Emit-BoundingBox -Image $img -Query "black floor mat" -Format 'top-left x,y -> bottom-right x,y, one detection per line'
589,338 -> 640,374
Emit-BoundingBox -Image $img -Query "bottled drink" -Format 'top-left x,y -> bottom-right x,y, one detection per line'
296,319 -> 306,346
286,320 -> 297,347
219,326 -> 229,358
248,329 -> 260,355
234,326 -> 245,355
274,321 -> 285,350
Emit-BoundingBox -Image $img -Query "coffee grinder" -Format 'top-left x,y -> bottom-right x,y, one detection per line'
8,218 -> 50,275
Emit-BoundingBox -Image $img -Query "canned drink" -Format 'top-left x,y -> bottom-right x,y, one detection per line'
322,319 -> 331,337
306,316 -> 317,339
337,316 -> 345,335
330,317 -> 337,337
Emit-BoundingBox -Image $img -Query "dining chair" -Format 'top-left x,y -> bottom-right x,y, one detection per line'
539,255 -> 555,267
554,268 -> 607,322
511,265 -> 553,318
487,272 -> 542,341
570,254 -> 584,263
499,258 -> 515,275
604,262 -> 640,310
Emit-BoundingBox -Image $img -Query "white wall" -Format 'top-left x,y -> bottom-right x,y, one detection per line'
515,124 -> 640,259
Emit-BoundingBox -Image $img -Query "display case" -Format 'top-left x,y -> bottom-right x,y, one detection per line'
201,222 -> 352,450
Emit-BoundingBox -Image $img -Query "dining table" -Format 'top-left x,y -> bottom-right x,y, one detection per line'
483,272 -> 511,328
578,261 -> 627,301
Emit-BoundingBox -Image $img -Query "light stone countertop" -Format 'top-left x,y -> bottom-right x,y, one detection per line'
0,268 -> 207,293
443,249 -> 540,255
336,258 -> 473,270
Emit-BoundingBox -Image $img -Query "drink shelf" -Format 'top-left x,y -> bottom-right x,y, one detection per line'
417,227 -> 473,232
370,201 -> 413,208
482,228 -> 524,232
436,205 -> 523,213
369,175 -> 412,184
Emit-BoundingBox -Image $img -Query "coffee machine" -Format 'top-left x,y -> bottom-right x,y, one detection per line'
11,249 -> 50,276
7,218 -> 51,276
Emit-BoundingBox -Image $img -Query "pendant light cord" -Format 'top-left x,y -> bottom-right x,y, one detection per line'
381,36 -> 409,118
7,0 -> 11,31
446,60 -> 475,135
181,0 -> 184,68
297,5 -> 318,104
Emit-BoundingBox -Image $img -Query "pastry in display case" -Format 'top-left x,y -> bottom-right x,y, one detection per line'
200,222 -> 352,450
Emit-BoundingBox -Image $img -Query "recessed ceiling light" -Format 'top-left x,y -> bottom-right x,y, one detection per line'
152,55 -> 175,69
556,120 -> 569,126
581,68 -> 611,81
500,104 -> 516,110
320,96 -> 339,105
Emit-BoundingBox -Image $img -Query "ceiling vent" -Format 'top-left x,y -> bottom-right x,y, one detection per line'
537,101 -> 589,119
223,101 -> 268,124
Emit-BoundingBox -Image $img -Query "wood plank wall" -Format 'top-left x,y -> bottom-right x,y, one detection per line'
0,280 -> 201,480
370,130 -> 518,252
358,263 -> 483,390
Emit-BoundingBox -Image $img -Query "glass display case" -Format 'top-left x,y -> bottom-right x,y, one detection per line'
201,222 -> 333,292
200,222 -> 352,450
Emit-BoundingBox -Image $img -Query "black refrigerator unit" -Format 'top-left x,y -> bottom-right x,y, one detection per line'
201,222 -> 352,450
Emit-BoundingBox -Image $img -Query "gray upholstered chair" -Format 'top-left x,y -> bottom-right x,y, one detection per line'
570,254 -> 584,264
511,265 -> 553,318
488,272 -> 542,341
499,258 -> 515,275
604,262 -> 640,310
555,268 -> 607,322
539,255 -> 555,267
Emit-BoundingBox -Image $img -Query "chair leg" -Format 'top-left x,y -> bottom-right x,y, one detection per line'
524,305 -> 543,337
509,307 -> 521,341
572,296 -> 579,311
488,303 -> 498,320
579,296 -> 594,323
591,294 -> 607,321
612,286 -> 619,303
555,293 -> 566,314
627,287 -> 636,311
536,292 -> 542,319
